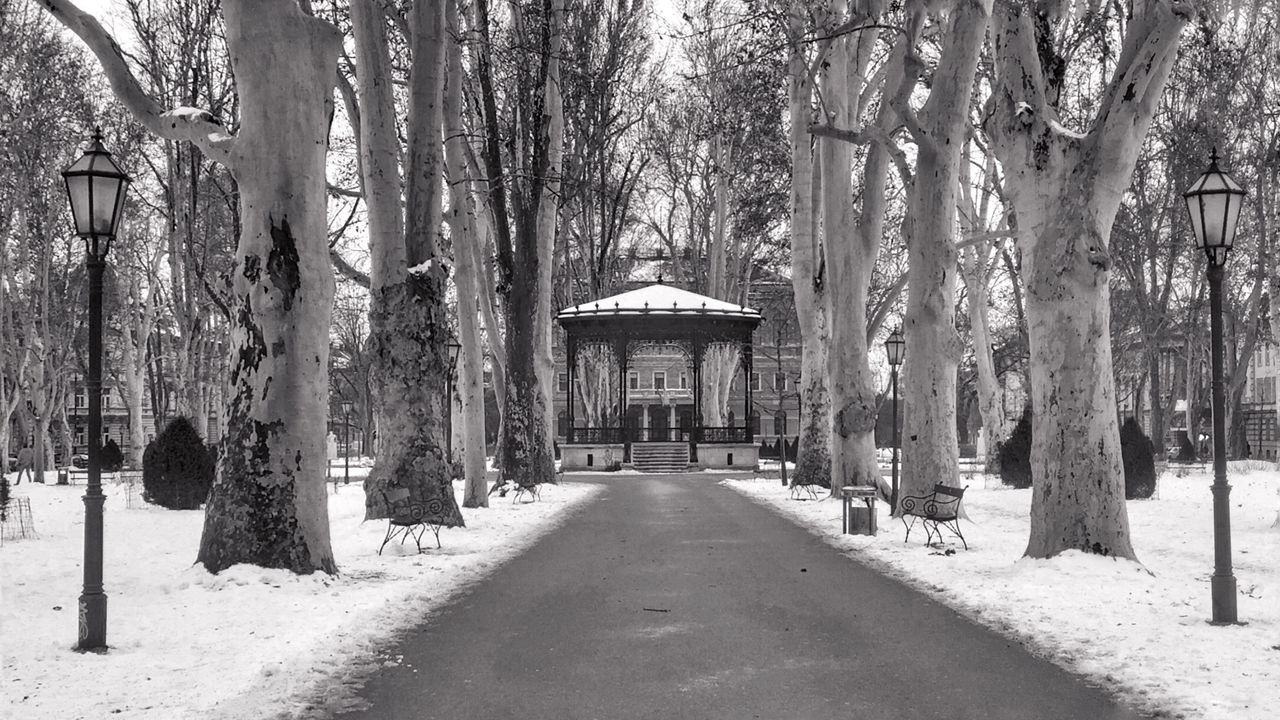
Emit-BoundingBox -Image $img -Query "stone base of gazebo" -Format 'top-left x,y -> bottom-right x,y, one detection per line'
561,444 -> 625,471
694,443 -> 758,470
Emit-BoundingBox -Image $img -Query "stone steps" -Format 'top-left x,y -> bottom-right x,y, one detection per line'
631,442 -> 690,473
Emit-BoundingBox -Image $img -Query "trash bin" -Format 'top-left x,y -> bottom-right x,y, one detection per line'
841,485 -> 877,535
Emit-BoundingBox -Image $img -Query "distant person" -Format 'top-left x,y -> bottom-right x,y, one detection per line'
15,445 -> 34,485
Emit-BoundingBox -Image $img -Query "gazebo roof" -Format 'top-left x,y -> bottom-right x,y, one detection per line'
557,283 -> 761,321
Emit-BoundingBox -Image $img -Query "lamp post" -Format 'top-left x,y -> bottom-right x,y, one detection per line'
340,400 -> 353,485
885,327 -> 905,514
1183,147 -> 1245,625
63,127 -> 130,651
446,340 -> 462,467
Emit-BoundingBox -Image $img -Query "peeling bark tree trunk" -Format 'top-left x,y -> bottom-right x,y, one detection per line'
823,0 -> 891,498
533,0 -> 566,474
787,15 -> 830,486
361,0 -> 463,525
47,0 -> 353,574
446,0 -> 489,508
988,0 -> 1187,559
964,258 -> 1005,457
895,0 -> 990,506
196,0 -> 344,573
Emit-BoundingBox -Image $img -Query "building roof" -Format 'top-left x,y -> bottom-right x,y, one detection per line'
557,283 -> 761,321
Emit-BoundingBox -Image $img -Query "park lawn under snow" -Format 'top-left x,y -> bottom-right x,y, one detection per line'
724,467 -> 1280,720
0,469 -> 601,719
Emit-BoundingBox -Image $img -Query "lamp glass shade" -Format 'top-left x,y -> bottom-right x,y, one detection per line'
62,131 -> 130,257
340,401 -> 353,415
447,340 -> 462,368
885,328 -> 905,367
1183,153 -> 1245,266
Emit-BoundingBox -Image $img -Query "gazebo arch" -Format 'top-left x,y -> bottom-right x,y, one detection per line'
557,282 -> 762,470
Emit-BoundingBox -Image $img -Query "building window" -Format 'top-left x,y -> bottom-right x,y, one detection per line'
750,372 -> 761,392
774,412 -> 787,436
774,372 -> 787,391
629,372 -> 639,390
653,372 -> 666,391
558,372 -> 569,392
557,411 -> 569,437
750,412 -> 761,434
74,393 -> 86,409
680,372 -> 688,389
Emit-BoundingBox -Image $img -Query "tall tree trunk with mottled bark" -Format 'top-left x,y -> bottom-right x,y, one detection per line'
787,7 -> 830,486
822,0 -> 888,498
533,0 -> 566,474
338,0 -> 468,523
988,0 -> 1187,559
895,0 -> 990,506
446,0 -> 489,508
47,0 -> 346,573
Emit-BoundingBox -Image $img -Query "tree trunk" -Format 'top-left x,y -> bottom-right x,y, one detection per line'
824,0 -> 891,498
896,0 -> 990,506
964,258 -> 1005,458
446,0 -> 489,508
787,17 -> 830,487
362,0 -> 464,525
196,0 -> 345,573
1148,337 -> 1165,456
533,0 -> 566,474
989,0 -> 1184,560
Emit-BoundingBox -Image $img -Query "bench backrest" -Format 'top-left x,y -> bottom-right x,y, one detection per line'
928,483 -> 966,520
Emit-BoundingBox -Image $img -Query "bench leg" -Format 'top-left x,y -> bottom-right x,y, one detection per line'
378,523 -> 399,556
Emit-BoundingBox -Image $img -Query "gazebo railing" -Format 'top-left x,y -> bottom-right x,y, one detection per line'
571,427 -> 629,444
568,426 -> 749,443
698,426 -> 749,443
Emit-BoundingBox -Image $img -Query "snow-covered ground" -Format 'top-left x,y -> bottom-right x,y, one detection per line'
0,470 -> 601,719
724,466 -> 1280,720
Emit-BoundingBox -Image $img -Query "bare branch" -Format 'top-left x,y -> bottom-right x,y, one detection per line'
38,0 -> 238,167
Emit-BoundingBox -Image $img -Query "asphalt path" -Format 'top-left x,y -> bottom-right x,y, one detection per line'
335,473 -> 1146,720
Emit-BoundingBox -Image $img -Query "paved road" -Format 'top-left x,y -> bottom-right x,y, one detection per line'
336,474 -> 1145,720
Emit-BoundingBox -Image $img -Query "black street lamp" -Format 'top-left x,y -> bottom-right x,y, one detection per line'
1183,147 -> 1246,625
885,327 -> 905,514
63,127 -> 130,651
340,400 -> 353,485
446,339 -> 462,468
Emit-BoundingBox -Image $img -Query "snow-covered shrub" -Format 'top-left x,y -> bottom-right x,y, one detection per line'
101,438 -> 124,473
143,417 -> 214,510
1120,417 -> 1156,499
998,406 -> 1033,489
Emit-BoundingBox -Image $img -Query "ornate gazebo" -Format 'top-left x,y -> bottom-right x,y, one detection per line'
556,282 -> 762,470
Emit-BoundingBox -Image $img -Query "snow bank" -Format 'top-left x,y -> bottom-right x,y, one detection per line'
723,471 -> 1279,720
0,472 -> 601,719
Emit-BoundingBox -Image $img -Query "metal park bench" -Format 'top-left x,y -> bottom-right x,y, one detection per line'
900,483 -> 968,550
789,481 -> 821,501
378,487 -> 446,555
512,483 -> 542,504
58,468 -> 91,485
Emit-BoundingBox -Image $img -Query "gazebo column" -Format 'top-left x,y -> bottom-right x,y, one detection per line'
616,338 -> 629,460
566,334 -> 577,443
692,338 -> 704,462
743,338 -> 754,443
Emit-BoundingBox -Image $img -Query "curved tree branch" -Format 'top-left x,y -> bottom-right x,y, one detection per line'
38,0 -> 239,168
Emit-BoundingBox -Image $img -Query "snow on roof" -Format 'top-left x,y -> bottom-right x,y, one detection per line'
558,283 -> 760,320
